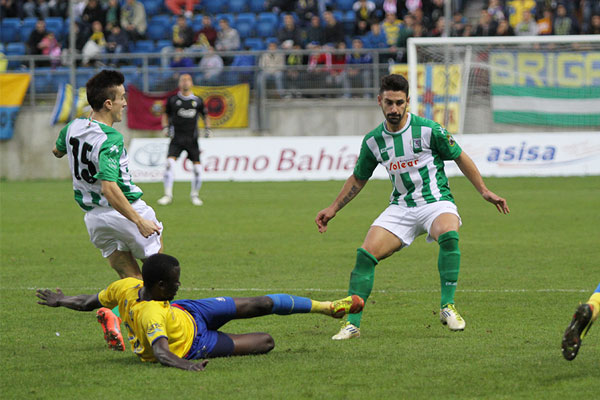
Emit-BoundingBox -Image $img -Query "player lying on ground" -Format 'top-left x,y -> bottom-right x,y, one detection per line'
36,254 -> 364,371
562,282 -> 599,361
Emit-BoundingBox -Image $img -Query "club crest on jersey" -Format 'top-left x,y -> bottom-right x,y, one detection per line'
447,134 -> 456,146
412,138 -> 422,152
176,99 -> 182,106
191,100 -> 197,108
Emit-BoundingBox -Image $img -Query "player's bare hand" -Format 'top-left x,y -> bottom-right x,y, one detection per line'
36,288 -> 64,307
482,190 -> 510,214
137,218 -> 161,238
315,207 -> 336,233
187,360 -> 209,372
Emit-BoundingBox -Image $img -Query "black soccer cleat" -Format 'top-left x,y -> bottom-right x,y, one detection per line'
561,303 -> 594,361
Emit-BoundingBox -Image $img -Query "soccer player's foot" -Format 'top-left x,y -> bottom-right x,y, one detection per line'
440,304 -> 466,331
191,196 -> 203,206
562,303 -> 594,361
331,321 -> 360,340
157,195 -> 172,205
330,295 -> 364,318
97,307 -> 125,351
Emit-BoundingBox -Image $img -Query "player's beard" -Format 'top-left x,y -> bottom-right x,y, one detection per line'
385,108 -> 406,128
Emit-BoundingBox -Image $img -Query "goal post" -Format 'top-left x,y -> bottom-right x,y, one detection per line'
406,35 -> 600,134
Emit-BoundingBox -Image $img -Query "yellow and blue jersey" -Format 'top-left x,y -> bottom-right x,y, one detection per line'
97,278 -> 195,362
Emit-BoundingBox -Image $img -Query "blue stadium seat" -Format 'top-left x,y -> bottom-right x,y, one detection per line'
335,0 -> 355,12
45,17 -> 64,41
203,1 -> 226,15
21,18 -> 38,43
142,0 -> 163,17
76,68 -> 95,88
244,37 -> 265,50
147,17 -> 171,41
256,13 -> 278,37
49,67 -> 70,92
227,0 -> 247,14
215,13 -> 235,28
249,0 -> 266,13
1,18 -> 21,43
147,66 -> 173,91
6,42 -> 26,69
156,39 -> 173,51
120,65 -> 142,88
133,40 -> 156,66
332,10 -> 344,24
235,13 -> 256,38
33,68 -> 54,93
342,10 -> 356,34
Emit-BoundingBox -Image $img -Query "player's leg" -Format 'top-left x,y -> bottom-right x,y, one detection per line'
158,148 -> 179,204
188,142 -> 203,206
108,250 -> 142,279
429,212 -> 464,331
562,282 -> 600,360
333,226 -> 403,340
233,295 -> 363,319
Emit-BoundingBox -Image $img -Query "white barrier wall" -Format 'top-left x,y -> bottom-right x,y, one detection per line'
129,132 -> 600,182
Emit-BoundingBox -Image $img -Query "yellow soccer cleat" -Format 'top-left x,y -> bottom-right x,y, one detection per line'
330,295 -> 364,318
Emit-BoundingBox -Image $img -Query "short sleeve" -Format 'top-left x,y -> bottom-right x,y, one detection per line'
95,133 -> 123,182
197,98 -> 206,117
429,124 -> 462,160
164,97 -> 172,116
55,124 -> 69,153
138,304 -> 169,345
97,282 -> 119,309
353,136 -> 379,180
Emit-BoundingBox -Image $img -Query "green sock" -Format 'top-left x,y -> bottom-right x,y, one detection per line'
438,231 -> 460,308
112,306 -> 120,318
347,248 -> 378,328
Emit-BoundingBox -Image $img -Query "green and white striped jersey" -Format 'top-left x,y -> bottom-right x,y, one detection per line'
354,113 -> 462,207
56,118 -> 143,212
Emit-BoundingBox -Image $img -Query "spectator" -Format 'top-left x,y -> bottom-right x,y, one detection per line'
304,15 -> 324,46
536,8 -> 553,35
39,32 -> 61,68
322,10 -> 345,46
353,0 -> 376,23
295,0 -> 319,27
105,0 -> 121,31
27,19 -> 48,56
382,0 -> 397,17
121,0 -> 147,41
284,42 -> 304,97
230,49 -> 256,85
215,18 -> 241,52
23,0 -> 50,19
165,0 -> 198,18
553,3 -> 577,35
172,15 -> 194,49
82,20 -> 106,66
412,8 -> 431,32
507,0 -> 536,28
382,12 -> 402,47
405,0 -> 422,14
199,46 -> 224,85
1,0 -> 20,18
278,14 -> 303,47
106,25 -> 129,66
362,20 -> 387,49
451,11 -> 468,36
194,15 -> 217,48
82,0 -> 106,28
461,23 -> 474,37
487,0 -> 507,22
328,42 -> 351,99
515,9 -> 538,35
265,0 -> 295,14
258,40 -> 286,98
429,17 -> 446,37
170,47 -> 194,73
474,8 -> 498,36
354,19 -> 370,37
587,13 -> 600,34
49,0 -> 69,19
496,18 -> 515,36
581,0 -> 600,33
306,43 -> 330,96
347,38 -> 373,97
427,0 -> 446,25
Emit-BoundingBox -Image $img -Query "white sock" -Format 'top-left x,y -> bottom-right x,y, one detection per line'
191,163 -> 202,197
164,158 -> 176,198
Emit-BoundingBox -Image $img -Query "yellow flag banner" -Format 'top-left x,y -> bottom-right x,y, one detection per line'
192,83 -> 249,128
390,64 -> 461,134
50,83 -> 90,125
0,73 -> 31,140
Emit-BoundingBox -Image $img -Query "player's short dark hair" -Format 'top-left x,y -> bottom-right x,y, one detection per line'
142,254 -> 180,288
380,74 -> 409,97
86,70 -> 125,111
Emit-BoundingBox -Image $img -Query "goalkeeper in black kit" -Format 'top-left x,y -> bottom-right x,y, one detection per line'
158,74 -> 211,206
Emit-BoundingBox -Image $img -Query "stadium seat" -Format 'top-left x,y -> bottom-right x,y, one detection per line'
244,37 -> 265,50
120,65 -> 142,88
142,0 -> 163,17
147,66 -> 174,91
76,68 -> 95,88
203,1 -> 225,15
227,0 -> 247,14
33,68 -> 54,93
147,19 -> 170,41
50,67 -> 70,91
235,13 -> 257,39
249,0 -> 266,13
215,13 -> 235,28
156,39 -> 173,51
335,0 -> 355,12
256,13 -> 279,37
133,40 -> 157,66
342,11 -> 356,35
45,17 -> 64,41
5,42 -> 26,69
21,18 -> 38,43
332,10 -> 344,24
1,18 -> 21,43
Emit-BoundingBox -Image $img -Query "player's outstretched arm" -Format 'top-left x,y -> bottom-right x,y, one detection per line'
101,180 -> 161,238
315,174 -> 368,233
36,288 -> 101,311
454,152 -> 510,214
152,337 -> 208,372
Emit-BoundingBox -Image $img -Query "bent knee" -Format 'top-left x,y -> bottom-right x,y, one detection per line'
261,333 -> 275,353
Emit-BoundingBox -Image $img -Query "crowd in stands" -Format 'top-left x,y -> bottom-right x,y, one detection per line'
1,0 -> 599,93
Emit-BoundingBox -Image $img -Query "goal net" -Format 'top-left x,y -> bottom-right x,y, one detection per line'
406,35 -> 600,134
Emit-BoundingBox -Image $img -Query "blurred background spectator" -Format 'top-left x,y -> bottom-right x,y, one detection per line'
165,0 -> 198,18
121,0 -> 147,41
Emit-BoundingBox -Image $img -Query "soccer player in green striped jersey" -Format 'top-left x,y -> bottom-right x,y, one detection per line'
315,74 -> 510,339
52,70 -> 163,280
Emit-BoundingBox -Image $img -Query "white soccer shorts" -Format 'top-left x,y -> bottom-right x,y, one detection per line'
371,201 -> 462,248
84,199 -> 163,259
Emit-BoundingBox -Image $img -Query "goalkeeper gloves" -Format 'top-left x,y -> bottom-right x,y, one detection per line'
203,128 -> 213,138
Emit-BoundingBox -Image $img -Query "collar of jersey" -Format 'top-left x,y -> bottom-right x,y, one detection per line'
177,91 -> 196,100
382,113 -> 411,135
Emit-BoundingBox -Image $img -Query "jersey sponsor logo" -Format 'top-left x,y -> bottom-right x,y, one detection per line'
177,108 -> 198,119
487,143 -> 556,162
146,323 -> 163,337
388,158 -> 419,171
380,146 -> 393,154
133,142 -> 168,167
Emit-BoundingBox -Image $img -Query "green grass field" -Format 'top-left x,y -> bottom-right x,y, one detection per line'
1,177 -> 598,399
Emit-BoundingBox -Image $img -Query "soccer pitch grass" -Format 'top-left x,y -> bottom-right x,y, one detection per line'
0,177 -> 598,399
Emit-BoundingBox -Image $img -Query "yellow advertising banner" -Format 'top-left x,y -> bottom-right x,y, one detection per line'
192,83 -> 249,128
0,73 -> 31,139
390,64 -> 461,133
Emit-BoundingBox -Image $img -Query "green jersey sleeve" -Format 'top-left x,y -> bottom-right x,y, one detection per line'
95,131 -> 123,182
353,136 -> 379,180
430,124 -> 462,160
55,124 -> 69,153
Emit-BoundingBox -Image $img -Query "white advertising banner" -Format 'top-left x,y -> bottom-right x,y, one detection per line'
128,133 -> 600,182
